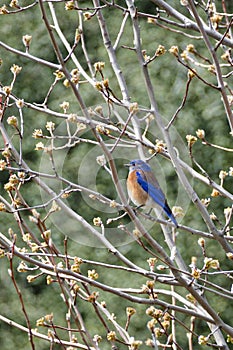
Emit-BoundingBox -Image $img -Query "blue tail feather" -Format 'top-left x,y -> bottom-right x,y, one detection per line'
163,202 -> 178,227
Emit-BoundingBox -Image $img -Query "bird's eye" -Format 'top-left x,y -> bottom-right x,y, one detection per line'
131,162 -> 135,166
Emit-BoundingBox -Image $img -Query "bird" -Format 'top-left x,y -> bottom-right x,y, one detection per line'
125,159 -> 178,227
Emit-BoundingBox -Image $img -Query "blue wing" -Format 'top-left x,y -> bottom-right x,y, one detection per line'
136,170 -> 178,226
136,171 -> 165,207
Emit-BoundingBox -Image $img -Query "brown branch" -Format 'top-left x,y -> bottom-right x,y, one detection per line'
166,74 -> 193,129
9,241 -> 36,350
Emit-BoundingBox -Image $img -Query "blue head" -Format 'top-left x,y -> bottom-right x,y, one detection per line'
127,159 -> 151,172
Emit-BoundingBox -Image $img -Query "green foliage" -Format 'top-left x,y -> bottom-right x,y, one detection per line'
0,1 -> 233,349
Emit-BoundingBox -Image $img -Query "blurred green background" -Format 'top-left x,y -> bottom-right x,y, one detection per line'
0,0 -> 233,349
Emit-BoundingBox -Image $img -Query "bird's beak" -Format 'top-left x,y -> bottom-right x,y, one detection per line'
124,163 -> 130,167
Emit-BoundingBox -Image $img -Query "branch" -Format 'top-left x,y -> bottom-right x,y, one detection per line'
150,0 -> 233,49
187,0 -> 233,132
0,40 -> 59,69
0,315 -> 93,350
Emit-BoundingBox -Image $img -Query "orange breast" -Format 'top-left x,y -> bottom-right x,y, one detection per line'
127,171 -> 148,206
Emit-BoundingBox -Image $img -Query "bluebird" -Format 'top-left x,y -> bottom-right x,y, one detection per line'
126,159 -> 178,227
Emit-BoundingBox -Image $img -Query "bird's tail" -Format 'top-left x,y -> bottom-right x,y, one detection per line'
163,201 -> 178,227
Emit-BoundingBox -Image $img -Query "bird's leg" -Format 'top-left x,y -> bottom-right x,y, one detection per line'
146,208 -> 153,216
133,204 -> 145,215
136,204 -> 145,210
